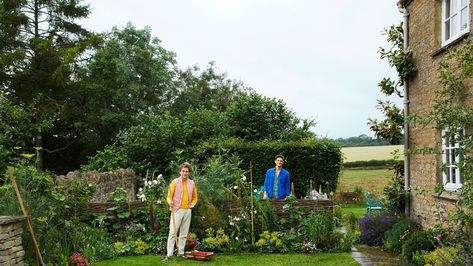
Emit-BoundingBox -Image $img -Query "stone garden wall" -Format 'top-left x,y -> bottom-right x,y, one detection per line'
0,216 -> 25,266
55,168 -> 137,202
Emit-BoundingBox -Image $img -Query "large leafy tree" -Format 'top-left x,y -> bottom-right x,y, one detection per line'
69,24 -> 179,166
0,0 -> 97,171
170,62 -> 246,116
225,92 -> 315,141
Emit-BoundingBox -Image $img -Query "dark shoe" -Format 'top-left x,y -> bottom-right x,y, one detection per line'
162,256 -> 170,261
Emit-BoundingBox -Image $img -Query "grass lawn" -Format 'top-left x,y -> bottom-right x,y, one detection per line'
341,145 -> 403,162
340,203 -> 366,220
96,253 -> 360,266
337,168 -> 394,194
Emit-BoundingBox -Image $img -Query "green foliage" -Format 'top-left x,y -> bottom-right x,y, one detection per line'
199,228 -> 230,252
383,218 -> 419,253
424,246 -> 461,266
171,62 -> 244,115
195,137 -> 342,197
0,0 -> 100,171
335,134 -> 393,147
0,164 -> 106,264
411,40 -> 473,245
225,92 -> 315,141
105,187 -> 132,232
343,159 -> 402,168
298,212 -> 340,251
369,23 -> 417,145
401,230 -> 436,260
255,231 -> 282,253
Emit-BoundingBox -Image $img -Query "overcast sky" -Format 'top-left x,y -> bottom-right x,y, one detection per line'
82,0 -> 402,139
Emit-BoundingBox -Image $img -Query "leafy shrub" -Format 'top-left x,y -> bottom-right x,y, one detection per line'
383,218 -> 419,253
255,231 -> 282,253
342,212 -> 359,233
343,159 -> 402,168
359,211 -> 399,246
424,246 -> 460,266
298,212 -> 340,251
401,230 -> 435,260
199,228 -> 230,252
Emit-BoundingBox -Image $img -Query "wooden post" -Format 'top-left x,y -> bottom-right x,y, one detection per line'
250,161 -> 255,245
7,167 -> 44,266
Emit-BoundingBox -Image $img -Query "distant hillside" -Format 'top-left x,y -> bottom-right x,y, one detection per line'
334,134 -> 403,147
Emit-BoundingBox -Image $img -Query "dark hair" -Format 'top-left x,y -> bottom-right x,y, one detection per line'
275,155 -> 285,161
179,162 -> 192,172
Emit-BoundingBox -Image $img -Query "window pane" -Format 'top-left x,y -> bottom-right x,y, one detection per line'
446,149 -> 450,164
461,0 -> 468,7
445,167 -> 451,182
451,14 -> 458,36
452,166 -> 456,183
446,0 -> 452,17
461,10 -> 467,30
451,0 -> 458,15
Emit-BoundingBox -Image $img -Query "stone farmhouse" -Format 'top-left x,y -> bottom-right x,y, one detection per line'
397,0 -> 472,227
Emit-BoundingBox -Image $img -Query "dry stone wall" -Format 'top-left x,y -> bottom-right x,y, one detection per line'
0,216 -> 25,266
55,168 -> 137,202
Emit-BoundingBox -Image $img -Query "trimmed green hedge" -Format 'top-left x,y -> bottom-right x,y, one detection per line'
343,159 -> 403,168
193,137 -> 342,197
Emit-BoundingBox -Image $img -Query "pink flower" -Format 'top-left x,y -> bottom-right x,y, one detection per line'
439,202 -> 446,209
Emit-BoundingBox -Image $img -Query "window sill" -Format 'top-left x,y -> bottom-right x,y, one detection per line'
433,191 -> 459,202
431,32 -> 470,58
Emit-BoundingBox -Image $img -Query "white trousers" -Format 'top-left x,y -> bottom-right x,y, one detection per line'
166,208 -> 192,256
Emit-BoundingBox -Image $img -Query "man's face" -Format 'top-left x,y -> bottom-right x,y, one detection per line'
274,157 -> 284,168
180,167 -> 190,179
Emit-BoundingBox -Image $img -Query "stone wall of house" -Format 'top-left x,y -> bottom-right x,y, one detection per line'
55,168 -> 136,202
0,216 -> 25,266
405,0 -> 473,227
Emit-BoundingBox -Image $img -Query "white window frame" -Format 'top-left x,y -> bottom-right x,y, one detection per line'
441,128 -> 465,191
442,0 -> 470,47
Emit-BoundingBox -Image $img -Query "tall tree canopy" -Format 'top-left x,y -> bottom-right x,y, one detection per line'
0,0 -> 97,170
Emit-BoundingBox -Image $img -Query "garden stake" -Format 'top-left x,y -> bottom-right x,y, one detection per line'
250,161 -> 255,245
7,167 -> 45,266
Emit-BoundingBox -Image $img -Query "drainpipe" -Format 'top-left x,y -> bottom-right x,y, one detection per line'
397,1 -> 410,216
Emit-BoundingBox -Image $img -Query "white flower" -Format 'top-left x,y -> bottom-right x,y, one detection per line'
153,180 -> 158,185
254,189 -> 257,193
233,186 -> 238,190
241,175 -> 247,181
88,183 -> 92,187
139,188 -> 143,192
229,222 -> 234,226
157,199 -> 162,204
235,237 -> 239,240
158,174 -> 163,178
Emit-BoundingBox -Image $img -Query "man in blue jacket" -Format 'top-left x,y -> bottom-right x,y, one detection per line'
263,155 -> 290,199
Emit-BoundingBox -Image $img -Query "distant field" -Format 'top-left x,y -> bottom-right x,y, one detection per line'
338,168 -> 394,194
341,145 -> 403,162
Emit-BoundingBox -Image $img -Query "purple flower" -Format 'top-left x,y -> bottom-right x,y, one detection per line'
434,234 -> 441,242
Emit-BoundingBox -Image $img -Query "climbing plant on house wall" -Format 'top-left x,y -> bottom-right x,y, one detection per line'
368,23 -> 417,145
413,40 -> 473,263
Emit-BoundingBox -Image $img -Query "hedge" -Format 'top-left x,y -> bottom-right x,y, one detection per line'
193,137 -> 342,198
343,159 -> 403,168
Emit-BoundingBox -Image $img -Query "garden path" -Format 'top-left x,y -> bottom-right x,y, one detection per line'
350,245 -> 412,266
